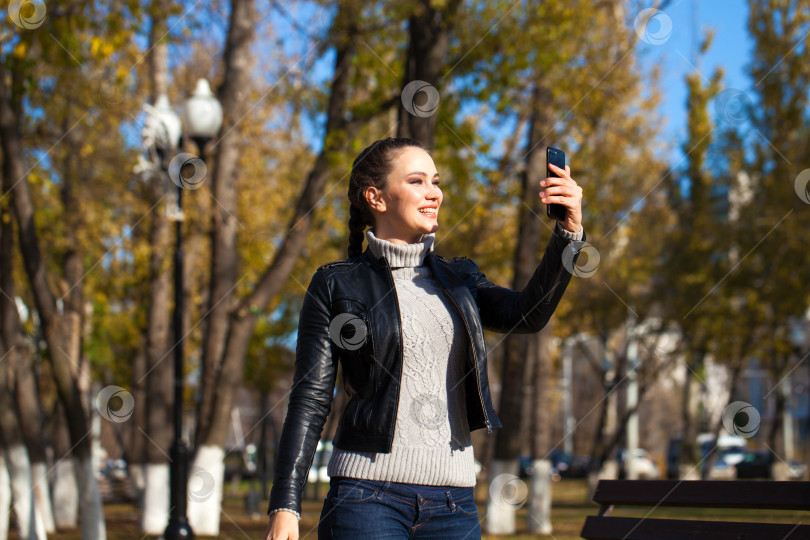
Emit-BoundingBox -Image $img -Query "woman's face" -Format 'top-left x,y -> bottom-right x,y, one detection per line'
367,146 -> 443,244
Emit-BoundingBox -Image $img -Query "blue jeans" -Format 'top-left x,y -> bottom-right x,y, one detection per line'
317,477 -> 481,539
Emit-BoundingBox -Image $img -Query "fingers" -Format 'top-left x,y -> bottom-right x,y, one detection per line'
546,163 -> 573,183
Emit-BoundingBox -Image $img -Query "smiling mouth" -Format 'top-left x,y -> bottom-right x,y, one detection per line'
418,208 -> 438,216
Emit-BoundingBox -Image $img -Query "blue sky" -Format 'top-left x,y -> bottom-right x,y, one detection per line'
635,0 -> 751,162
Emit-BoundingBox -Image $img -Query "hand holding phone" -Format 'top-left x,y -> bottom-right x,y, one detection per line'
546,146 -> 567,221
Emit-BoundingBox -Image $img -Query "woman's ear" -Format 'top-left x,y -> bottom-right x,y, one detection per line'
365,186 -> 386,213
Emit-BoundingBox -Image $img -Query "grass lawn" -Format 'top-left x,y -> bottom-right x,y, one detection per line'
10,479 -> 806,539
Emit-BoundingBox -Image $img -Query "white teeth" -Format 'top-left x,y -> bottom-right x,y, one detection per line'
419,209 -> 436,214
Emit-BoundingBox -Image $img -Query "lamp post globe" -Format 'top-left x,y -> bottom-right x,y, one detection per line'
184,78 -> 223,157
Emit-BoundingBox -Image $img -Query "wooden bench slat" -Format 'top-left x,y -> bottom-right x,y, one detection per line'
592,480 -> 810,511
581,516 -> 810,540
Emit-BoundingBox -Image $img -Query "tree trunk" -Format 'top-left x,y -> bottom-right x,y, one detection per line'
488,83 -> 552,535
13,347 -> 55,534
0,56 -> 106,540
128,350 -> 147,501
50,401 -> 77,530
140,0 -> 174,533
768,357 -> 788,481
396,0 -> 461,149
193,0 -> 257,452
528,325 -> 553,535
678,347 -> 704,480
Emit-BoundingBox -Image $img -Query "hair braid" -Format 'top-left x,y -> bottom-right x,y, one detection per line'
348,203 -> 367,258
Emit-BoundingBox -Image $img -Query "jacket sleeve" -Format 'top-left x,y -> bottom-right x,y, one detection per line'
268,269 -> 337,515
467,226 -> 585,334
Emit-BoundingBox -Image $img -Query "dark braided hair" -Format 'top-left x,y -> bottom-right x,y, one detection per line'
347,137 -> 426,257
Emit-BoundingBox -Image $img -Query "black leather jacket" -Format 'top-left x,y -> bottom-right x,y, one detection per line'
268,227 -> 583,514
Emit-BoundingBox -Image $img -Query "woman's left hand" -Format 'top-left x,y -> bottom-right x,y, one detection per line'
540,163 -> 583,234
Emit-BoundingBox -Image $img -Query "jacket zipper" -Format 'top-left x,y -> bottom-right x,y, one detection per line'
382,257 -> 406,450
429,257 -> 492,433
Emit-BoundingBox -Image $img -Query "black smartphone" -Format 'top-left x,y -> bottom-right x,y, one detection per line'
546,146 -> 567,221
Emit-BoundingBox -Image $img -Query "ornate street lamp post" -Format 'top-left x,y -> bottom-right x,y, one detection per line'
162,79 -> 221,540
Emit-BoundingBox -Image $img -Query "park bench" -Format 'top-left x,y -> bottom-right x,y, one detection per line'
580,479 -> 810,539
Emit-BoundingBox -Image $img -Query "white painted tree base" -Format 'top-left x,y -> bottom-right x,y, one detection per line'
485,459 -> 521,535
129,463 -> 145,500
527,459 -> 552,535
51,458 -> 77,529
187,445 -> 225,536
141,463 -> 169,534
1,452 -> 10,540
74,456 -> 106,540
31,462 -> 55,533
6,443 -> 46,540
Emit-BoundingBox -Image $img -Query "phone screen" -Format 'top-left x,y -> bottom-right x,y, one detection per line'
546,147 -> 567,221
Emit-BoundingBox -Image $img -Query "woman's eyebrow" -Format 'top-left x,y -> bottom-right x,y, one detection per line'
406,171 -> 440,178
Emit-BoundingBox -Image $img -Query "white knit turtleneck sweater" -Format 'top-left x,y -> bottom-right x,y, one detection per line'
327,228 -> 476,486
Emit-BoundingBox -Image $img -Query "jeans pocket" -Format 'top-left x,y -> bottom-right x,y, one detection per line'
332,482 -> 377,504
454,494 -> 479,516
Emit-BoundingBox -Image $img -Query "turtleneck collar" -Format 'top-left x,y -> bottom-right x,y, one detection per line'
365,228 -> 435,268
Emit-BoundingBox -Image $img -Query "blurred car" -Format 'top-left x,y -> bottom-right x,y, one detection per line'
667,434 -> 748,479
566,455 -> 592,478
519,451 -> 585,480
734,451 -> 772,479
707,445 -> 748,479
733,451 -> 806,480
618,448 -> 660,480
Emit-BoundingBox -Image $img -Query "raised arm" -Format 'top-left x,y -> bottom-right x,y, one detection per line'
469,223 -> 584,334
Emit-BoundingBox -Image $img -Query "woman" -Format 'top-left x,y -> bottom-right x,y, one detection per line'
264,137 -> 584,540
